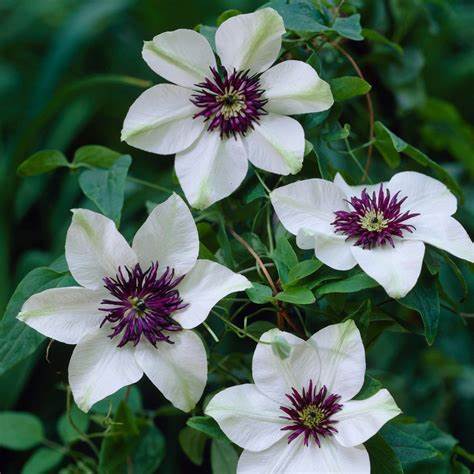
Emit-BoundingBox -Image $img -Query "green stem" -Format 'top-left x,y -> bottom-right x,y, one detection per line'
127,176 -> 175,195
66,388 -> 100,458
344,136 -> 373,184
238,263 -> 275,275
254,168 -> 271,195
203,321 -> 219,342
455,445 -> 474,463
212,310 -> 261,343
266,204 -> 275,254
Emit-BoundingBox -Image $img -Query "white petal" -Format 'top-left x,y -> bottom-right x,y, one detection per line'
308,320 -> 365,402
334,389 -> 402,447
175,131 -> 248,210
405,216 -> 474,262
388,171 -> 457,217
205,384 -> 285,451
216,8 -> 284,74
175,260 -> 251,329
135,330 -> 207,412
69,329 -> 143,412
271,179 -> 348,237
334,172 -> 385,198
237,436 -> 370,474
132,193 -> 198,276
65,209 -> 137,290
295,228 -> 317,250
252,329 -> 319,404
142,29 -> 216,87
245,115 -> 304,175
18,287 -> 105,344
261,60 -> 333,115
351,240 -> 425,299
297,229 -> 357,271
121,84 -> 204,155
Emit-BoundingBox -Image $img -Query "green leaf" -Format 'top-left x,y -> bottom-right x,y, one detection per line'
246,321 -> 276,339
271,233 -> 298,284
217,218 -> 234,268
323,122 -> 351,141
179,426 -> 207,466
345,300 -> 372,340
353,374 -> 384,400
244,182 -> 267,203
132,425 -> 166,474
98,401 -> 140,473
287,259 -> 322,285
381,423 -> 440,465
57,403 -> 90,444
270,1 -> 328,35
330,76 -> 371,102
275,287 -> 315,305
374,121 -> 404,167
22,447 -> 63,474
211,438 -> 239,474
73,145 -> 121,169
304,139 -> 314,156
396,422 -> 459,473
362,28 -> 403,55
198,25 -> 217,52
186,416 -> 226,440
78,154 -> 131,224
0,266 -> 74,376
92,386 -> 142,415
198,242 -> 216,261
315,273 -> 378,297
332,14 -> 363,41
373,121 -> 463,200
438,250 -> 468,302
399,276 -> 440,345
366,434 -> 404,474
246,282 -> 274,304
217,9 -> 241,26
403,144 -> 463,201
0,412 -> 44,450
17,150 -> 69,177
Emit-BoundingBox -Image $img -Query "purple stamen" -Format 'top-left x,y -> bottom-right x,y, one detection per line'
191,66 -> 268,139
280,381 -> 343,447
332,184 -> 419,249
99,262 -> 187,347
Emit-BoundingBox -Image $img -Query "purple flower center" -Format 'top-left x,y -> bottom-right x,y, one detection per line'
332,184 -> 420,249
280,381 -> 343,447
191,66 -> 268,139
99,262 -> 186,347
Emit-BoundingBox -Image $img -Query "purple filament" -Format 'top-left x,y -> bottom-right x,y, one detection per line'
99,262 -> 186,347
191,66 -> 267,139
280,381 -> 343,447
332,184 -> 419,249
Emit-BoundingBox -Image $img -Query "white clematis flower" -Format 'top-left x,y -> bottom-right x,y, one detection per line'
122,8 -> 333,209
270,172 -> 474,298
206,320 -> 401,473
18,194 -> 251,412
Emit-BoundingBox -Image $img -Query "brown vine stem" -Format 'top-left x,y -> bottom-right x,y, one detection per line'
228,228 -> 278,294
229,227 -> 300,332
228,228 -> 301,332
331,41 -> 375,182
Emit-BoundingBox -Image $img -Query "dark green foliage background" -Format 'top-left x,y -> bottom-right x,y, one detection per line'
0,0 -> 473,472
